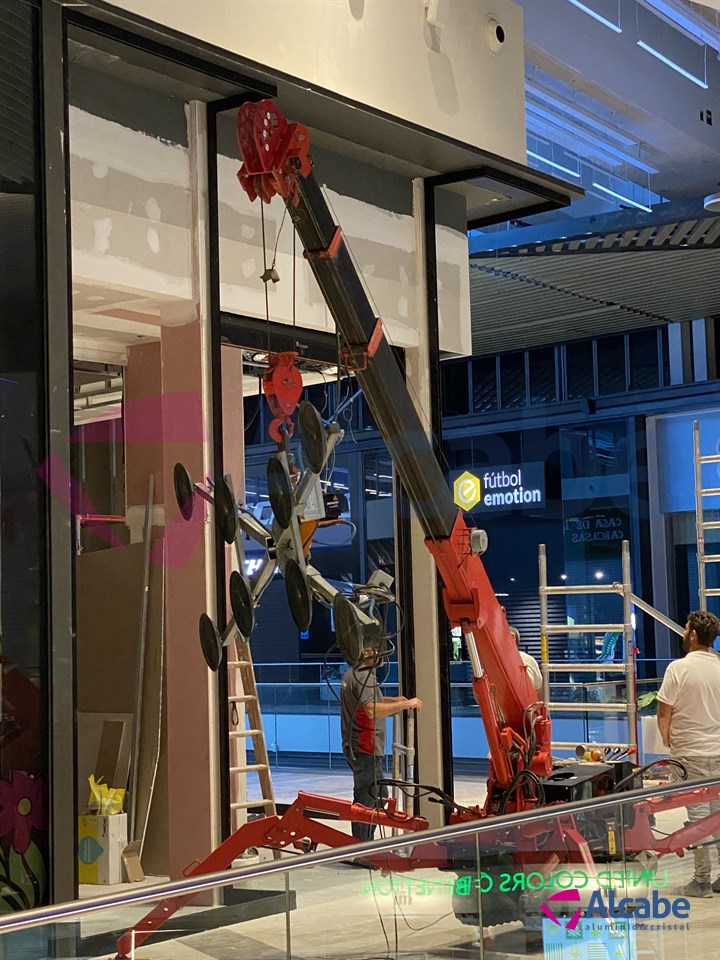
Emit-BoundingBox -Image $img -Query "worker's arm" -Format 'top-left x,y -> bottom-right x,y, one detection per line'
382,696 -> 407,704
363,697 -> 423,720
656,700 -> 673,749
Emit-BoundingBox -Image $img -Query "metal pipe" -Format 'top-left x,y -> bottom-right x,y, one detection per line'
551,741 -> 629,750
546,702 -> 629,713
622,540 -> 638,753
543,663 -> 627,673
406,711 -> 415,818
628,593 -> 684,637
544,623 -> 625,634
542,584 -> 620,595
694,420 -> 707,609
464,631 -> 483,680
538,544 -> 550,706
129,475 -> 154,841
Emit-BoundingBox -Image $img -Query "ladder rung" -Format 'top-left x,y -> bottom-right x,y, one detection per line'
544,623 -> 625,634
697,454 -> 720,464
228,695 -> 256,703
551,741 -> 629,750
231,799 -> 275,810
705,588 -> 720,596
699,555 -> 720,563
700,488 -> 720,496
546,702 -> 629,713
230,763 -> 269,774
701,521 -> 720,529
229,729 -> 262,739
228,660 -> 252,667
542,663 -> 627,673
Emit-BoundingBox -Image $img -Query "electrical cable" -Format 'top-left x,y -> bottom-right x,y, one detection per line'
243,376 -> 263,435
612,758 -> 687,792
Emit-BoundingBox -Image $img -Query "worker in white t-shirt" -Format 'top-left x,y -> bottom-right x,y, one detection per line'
657,610 -> 720,898
509,626 -> 543,693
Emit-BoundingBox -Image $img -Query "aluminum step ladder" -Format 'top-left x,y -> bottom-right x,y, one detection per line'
389,710 -> 416,835
227,631 -> 276,830
693,419 -> 720,608
538,540 -> 638,757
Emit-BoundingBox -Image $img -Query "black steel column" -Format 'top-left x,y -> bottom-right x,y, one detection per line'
41,0 -> 77,905
422,178 -> 453,802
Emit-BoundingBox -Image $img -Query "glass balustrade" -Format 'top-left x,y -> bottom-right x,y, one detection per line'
1,776 -> 718,959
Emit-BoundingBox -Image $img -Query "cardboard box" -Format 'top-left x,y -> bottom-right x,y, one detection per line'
78,814 -> 127,884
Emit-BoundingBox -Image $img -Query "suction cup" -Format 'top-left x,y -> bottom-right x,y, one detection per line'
332,594 -> 364,667
267,456 -> 295,530
214,477 -> 237,544
298,400 -> 327,474
199,613 -> 223,671
230,569 -> 255,639
174,462 -> 195,520
285,559 -> 312,632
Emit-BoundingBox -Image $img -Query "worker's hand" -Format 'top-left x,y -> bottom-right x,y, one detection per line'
406,697 -> 424,710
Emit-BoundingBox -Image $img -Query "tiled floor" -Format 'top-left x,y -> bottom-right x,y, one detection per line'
248,766 -> 488,808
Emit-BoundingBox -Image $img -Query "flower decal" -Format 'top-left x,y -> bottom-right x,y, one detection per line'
0,772 -> 46,854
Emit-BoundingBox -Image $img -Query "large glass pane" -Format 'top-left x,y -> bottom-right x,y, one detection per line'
68,20 -> 204,898
0,0 -> 50,910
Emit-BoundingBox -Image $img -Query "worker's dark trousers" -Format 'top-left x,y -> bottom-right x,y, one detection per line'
343,749 -> 388,841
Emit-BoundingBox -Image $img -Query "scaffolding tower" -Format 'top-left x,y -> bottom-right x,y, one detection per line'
539,540 -> 638,756
693,418 -> 720,610
539,539 -> 684,759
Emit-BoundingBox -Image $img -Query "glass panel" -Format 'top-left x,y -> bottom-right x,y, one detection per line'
628,329 -> 660,391
441,360 -> 469,416
500,352 -> 526,409
529,346 -> 557,404
597,335 -> 627,395
2,776 -> 718,959
472,356 -> 498,412
68,20 -> 202,901
0,0 -> 51,910
566,340 -> 595,399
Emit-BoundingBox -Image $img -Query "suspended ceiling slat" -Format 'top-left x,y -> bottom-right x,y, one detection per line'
469,248 -> 720,355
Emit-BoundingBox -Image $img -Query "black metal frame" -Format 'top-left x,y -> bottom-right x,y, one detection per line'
40,0 -> 77,905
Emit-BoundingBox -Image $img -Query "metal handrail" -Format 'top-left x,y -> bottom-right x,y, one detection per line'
1,776 -> 719,936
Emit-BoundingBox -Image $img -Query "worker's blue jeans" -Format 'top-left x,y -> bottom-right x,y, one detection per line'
343,749 -> 388,841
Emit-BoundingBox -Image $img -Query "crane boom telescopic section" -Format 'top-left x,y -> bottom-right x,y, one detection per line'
235,100 -> 552,807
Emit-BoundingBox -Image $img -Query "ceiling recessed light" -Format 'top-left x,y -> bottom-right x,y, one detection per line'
704,192 -> 720,212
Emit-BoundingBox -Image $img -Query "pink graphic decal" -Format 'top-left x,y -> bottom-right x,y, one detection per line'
540,888 -> 582,931
39,391 -> 209,569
